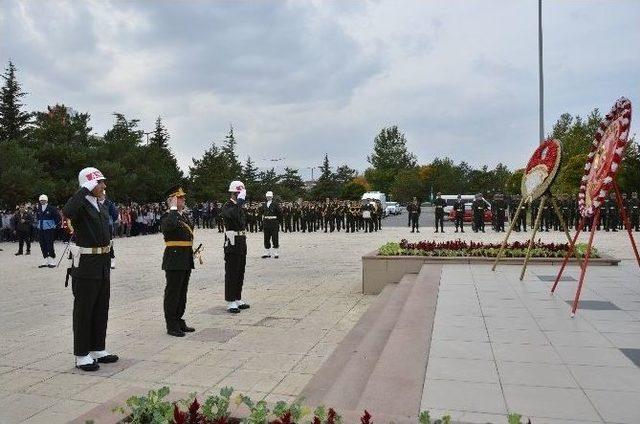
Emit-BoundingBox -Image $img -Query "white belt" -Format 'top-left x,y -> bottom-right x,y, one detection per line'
263,216 -> 278,219
224,230 -> 245,246
78,246 -> 111,255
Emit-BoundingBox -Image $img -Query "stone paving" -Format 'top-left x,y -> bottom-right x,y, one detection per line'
0,222 -> 638,423
422,261 -> 640,423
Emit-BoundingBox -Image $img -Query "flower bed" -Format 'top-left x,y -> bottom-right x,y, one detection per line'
111,386 -> 530,424
378,239 -> 599,259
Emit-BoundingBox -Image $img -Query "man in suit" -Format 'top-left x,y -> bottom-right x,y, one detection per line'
63,167 -> 118,371
161,185 -> 196,337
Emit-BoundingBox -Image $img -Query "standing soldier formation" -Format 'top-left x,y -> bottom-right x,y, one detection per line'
453,194 -> 465,233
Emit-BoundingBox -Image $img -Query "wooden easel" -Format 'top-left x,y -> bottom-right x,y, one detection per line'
492,191 -> 581,279
551,182 -> 640,316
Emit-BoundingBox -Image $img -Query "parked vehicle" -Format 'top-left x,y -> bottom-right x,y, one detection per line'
362,191 -> 388,216
447,199 -> 493,224
385,202 -> 401,215
439,194 -> 475,219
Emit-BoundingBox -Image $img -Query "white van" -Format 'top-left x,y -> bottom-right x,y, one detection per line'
361,191 -> 388,217
440,194 -> 475,219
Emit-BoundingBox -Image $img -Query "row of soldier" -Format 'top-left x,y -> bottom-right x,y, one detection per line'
434,192 -> 640,233
192,198 -> 387,234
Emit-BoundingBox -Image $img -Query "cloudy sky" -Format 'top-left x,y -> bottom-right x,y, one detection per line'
1,0 -> 639,178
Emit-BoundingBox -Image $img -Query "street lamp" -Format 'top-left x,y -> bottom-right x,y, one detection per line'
538,0 -> 544,144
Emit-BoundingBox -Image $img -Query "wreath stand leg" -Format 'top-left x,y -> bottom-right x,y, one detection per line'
550,196 -> 583,267
613,182 -> 640,266
571,208 -> 601,316
520,195 -> 547,280
552,216 -> 585,294
492,196 -> 525,271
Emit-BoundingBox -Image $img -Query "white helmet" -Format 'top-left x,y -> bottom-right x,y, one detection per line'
228,180 -> 245,193
39,194 -> 48,202
266,191 -> 273,198
78,167 -> 106,187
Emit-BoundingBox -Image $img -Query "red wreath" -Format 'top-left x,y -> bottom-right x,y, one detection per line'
526,139 -> 560,173
578,97 -> 632,217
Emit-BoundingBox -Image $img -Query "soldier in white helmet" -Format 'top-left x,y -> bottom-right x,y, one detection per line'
36,193 -> 61,268
63,167 -> 118,371
260,190 -> 281,258
221,180 -> 250,313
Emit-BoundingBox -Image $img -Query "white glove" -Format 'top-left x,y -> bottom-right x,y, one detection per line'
82,179 -> 99,192
238,189 -> 247,200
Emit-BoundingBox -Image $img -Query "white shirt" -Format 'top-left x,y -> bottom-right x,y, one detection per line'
85,195 -> 99,211
41,203 -> 47,212
267,200 -> 272,208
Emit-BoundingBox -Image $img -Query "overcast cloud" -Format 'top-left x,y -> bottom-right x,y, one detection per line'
1,0 -> 639,178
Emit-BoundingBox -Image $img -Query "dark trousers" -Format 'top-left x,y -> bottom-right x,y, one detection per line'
496,212 -> 505,231
225,237 -> 247,302
411,214 -> 419,231
263,224 -> 279,249
455,214 -> 464,231
17,231 -> 31,253
72,276 -> 110,356
474,214 -> 485,231
435,213 -> 444,232
164,270 -> 191,331
39,229 -> 55,258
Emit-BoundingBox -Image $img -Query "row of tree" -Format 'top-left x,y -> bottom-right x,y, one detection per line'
1,61 -> 638,207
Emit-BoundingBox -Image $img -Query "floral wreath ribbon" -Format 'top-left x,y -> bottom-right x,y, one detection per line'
578,97 -> 632,217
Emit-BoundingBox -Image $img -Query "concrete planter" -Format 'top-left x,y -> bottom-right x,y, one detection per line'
362,251 -> 620,294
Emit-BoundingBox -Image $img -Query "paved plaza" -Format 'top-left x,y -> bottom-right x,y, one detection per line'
0,222 -> 638,423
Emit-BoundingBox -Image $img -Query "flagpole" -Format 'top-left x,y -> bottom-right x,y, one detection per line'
538,0 -> 544,144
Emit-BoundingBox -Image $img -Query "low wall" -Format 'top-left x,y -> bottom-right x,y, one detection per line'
362,251 -> 620,294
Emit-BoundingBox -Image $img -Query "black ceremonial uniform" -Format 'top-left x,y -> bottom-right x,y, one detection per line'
161,208 -> 195,335
63,187 -> 112,358
434,197 -> 446,232
472,198 -> 486,232
261,200 -> 281,252
453,199 -> 465,232
222,198 -> 247,303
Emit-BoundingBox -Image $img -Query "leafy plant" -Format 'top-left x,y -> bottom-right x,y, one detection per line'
114,386 -> 173,424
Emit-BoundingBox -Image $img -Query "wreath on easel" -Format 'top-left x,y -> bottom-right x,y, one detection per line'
578,97 -> 632,217
521,138 -> 562,202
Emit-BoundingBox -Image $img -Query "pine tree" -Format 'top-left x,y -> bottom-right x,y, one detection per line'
311,154 -> 339,199
221,124 -> 242,178
149,116 -> 170,148
365,125 -> 417,194
189,141 -> 228,201
0,61 -> 31,143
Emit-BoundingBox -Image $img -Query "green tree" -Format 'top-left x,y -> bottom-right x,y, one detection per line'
149,116 -> 170,149
189,141 -> 227,202
241,156 -> 260,196
390,168 -> 424,203
618,140 -> 640,194
0,61 -> 31,143
0,141 -> 50,207
221,125 -> 242,179
554,154 -> 585,195
30,104 -> 95,200
335,164 -> 357,186
277,167 -> 305,200
505,169 -> 524,195
365,125 -> 417,193
311,154 -> 339,199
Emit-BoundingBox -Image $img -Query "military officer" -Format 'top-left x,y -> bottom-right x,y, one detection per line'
161,185 -> 196,337
36,194 -> 61,268
605,192 -> 619,231
407,197 -> 421,233
630,192 -> 639,231
494,193 -> 506,232
472,193 -> 486,232
261,191 -> 281,258
433,192 -> 446,233
453,194 -> 465,233
63,167 -> 118,371
222,181 -> 250,314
